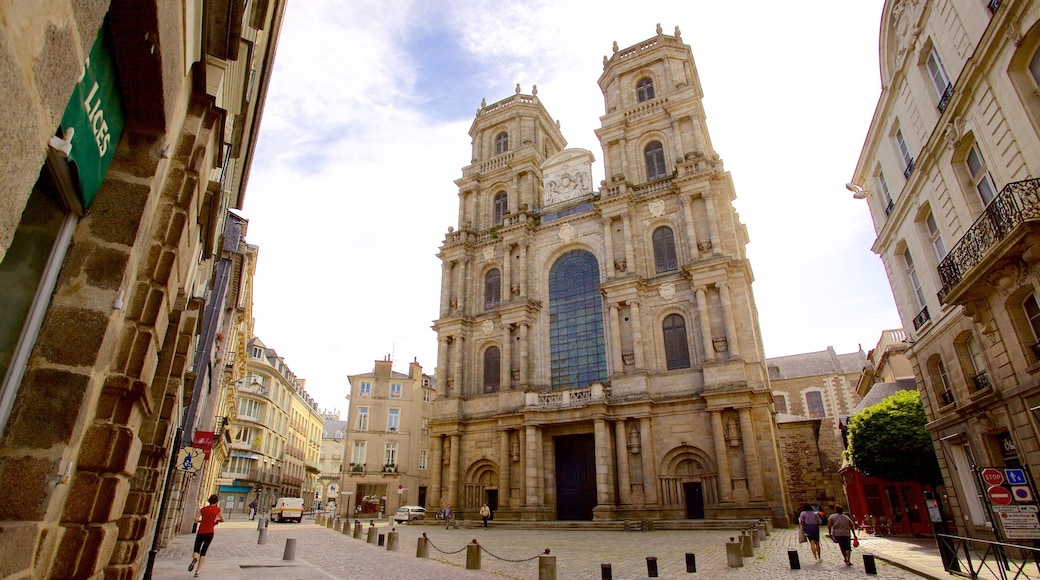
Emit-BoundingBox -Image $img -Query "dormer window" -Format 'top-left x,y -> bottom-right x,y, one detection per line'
636,77 -> 655,102
495,131 -> 509,155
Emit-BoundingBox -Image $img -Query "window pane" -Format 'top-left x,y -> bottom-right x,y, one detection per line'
662,314 -> 690,369
485,269 -> 501,309
1025,295 -> 1040,341
484,347 -> 501,393
549,250 -> 607,389
774,395 -> 787,414
652,227 -> 678,273
636,77 -> 655,102
806,392 -> 825,418
644,142 -> 666,181
493,192 -> 508,226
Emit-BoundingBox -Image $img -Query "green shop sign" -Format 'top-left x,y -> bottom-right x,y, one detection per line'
58,23 -> 126,209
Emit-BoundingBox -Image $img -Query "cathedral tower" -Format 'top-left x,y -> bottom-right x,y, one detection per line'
431,26 -> 788,524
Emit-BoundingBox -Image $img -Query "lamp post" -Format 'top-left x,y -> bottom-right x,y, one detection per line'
344,490 -> 353,520
253,482 -> 263,518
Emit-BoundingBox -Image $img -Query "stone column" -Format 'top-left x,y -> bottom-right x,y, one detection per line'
696,287 -> 714,363
621,215 -> 635,272
609,305 -> 623,374
602,217 -> 616,277
614,420 -> 632,505
436,337 -> 449,397
680,196 -> 698,260
535,427 -> 545,506
430,435 -> 444,508
594,418 -> 611,506
500,430 -> 512,508
717,282 -> 740,359
518,239 -> 529,298
440,261 -> 452,316
457,256 -> 469,313
501,324 -> 512,389
619,137 -> 629,179
525,426 -> 539,506
449,434 -> 461,507
710,412 -> 733,502
639,418 -> 658,505
519,323 -> 529,386
629,301 -> 645,369
739,408 -> 763,500
671,119 -> 685,166
502,244 -> 512,300
452,335 -> 465,397
691,115 -> 706,156
703,192 -> 720,254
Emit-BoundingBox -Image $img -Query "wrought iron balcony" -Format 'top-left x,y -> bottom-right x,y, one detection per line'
972,371 -> 991,391
988,0 -> 1000,13
912,306 -> 931,330
940,388 -> 955,407
937,178 -> 1040,303
903,158 -> 915,180
938,83 -> 953,113
884,199 -> 895,215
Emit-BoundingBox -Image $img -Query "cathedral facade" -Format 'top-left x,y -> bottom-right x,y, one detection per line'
430,27 -> 788,524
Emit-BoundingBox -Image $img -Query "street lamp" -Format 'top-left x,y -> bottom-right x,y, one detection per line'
344,490 -> 353,520
253,482 -> 262,520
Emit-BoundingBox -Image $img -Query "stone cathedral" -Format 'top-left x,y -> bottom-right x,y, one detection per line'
430,26 -> 789,524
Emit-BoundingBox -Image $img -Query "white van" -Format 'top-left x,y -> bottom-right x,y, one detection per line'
272,497 -> 304,523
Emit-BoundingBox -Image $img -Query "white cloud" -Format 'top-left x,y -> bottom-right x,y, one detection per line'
242,0 -> 900,411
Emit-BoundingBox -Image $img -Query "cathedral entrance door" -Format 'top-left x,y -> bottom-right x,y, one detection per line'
684,482 -> 704,519
554,434 -> 596,520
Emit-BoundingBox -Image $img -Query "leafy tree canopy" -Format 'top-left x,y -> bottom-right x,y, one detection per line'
844,389 -> 942,485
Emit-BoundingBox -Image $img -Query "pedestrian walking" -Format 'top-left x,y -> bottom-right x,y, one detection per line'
443,504 -> 452,529
798,503 -> 824,561
188,494 -> 224,577
479,503 -> 491,530
248,499 -> 257,520
826,504 -> 859,566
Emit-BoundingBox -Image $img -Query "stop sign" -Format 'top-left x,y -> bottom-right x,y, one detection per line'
982,468 -> 1004,486
988,485 -> 1013,505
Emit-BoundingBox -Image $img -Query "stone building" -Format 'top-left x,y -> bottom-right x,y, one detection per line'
319,412 -> 347,512
430,26 -> 788,524
341,357 -> 434,519
849,0 -> 1040,539
767,347 -> 867,516
0,1 -> 285,577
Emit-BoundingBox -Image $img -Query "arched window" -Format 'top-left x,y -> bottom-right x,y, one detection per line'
644,141 -> 667,181
805,391 -> 825,418
662,314 -> 691,370
485,269 -> 501,309
928,355 -> 954,407
636,77 -> 655,102
495,131 -> 509,155
483,347 -> 501,393
652,226 -> 678,273
549,250 -> 607,389
493,191 -> 508,226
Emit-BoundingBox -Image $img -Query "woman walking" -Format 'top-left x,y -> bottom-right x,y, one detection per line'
188,494 -> 224,577
826,504 -> 859,566
798,503 -> 824,561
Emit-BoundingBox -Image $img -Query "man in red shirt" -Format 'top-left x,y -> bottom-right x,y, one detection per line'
189,494 -> 224,577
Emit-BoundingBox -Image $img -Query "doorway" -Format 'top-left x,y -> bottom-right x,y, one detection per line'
554,434 -> 596,520
684,482 -> 704,519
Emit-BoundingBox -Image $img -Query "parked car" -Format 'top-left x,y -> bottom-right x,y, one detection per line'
394,505 -> 426,523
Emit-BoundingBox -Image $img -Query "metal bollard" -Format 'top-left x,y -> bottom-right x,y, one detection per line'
685,553 -> 696,573
726,538 -> 743,568
367,525 -> 378,544
646,556 -> 658,578
601,563 -> 612,580
538,553 -> 557,580
465,540 -> 481,570
416,534 -> 429,558
377,533 -> 385,546
863,554 -> 878,575
353,521 -> 363,539
258,526 -> 268,545
283,538 -> 296,561
788,550 -> 800,570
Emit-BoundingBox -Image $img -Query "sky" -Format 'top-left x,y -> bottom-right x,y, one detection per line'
242,0 -> 901,413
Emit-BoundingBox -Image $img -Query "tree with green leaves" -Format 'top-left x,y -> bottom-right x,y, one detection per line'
844,389 -> 942,485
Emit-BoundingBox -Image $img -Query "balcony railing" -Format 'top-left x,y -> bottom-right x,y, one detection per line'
912,306 -> 931,330
903,158 -> 915,180
972,371 -> 991,391
988,0 -> 1000,13
938,82 -> 954,113
937,178 -> 1040,303
884,199 -> 895,215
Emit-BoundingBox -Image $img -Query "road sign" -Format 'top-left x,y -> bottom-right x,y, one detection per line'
982,468 -> 1004,486
1013,486 -> 1035,502
1007,468 -> 1028,485
989,485 -> 1013,505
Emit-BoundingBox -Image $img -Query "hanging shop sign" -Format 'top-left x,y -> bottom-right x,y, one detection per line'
57,23 -> 126,210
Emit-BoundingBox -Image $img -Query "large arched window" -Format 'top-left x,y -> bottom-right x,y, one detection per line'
485,269 -> 501,309
483,347 -> 501,393
652,226 -> 678,273
493,191 -> 508,226
549,250 -> 607,389
495,131 -> 509,155
636,77 -> 655,102
645,141 -> 667,181
662,314 -> 691,370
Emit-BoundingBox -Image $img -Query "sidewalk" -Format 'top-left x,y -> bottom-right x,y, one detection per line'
146,514 -> 951,579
